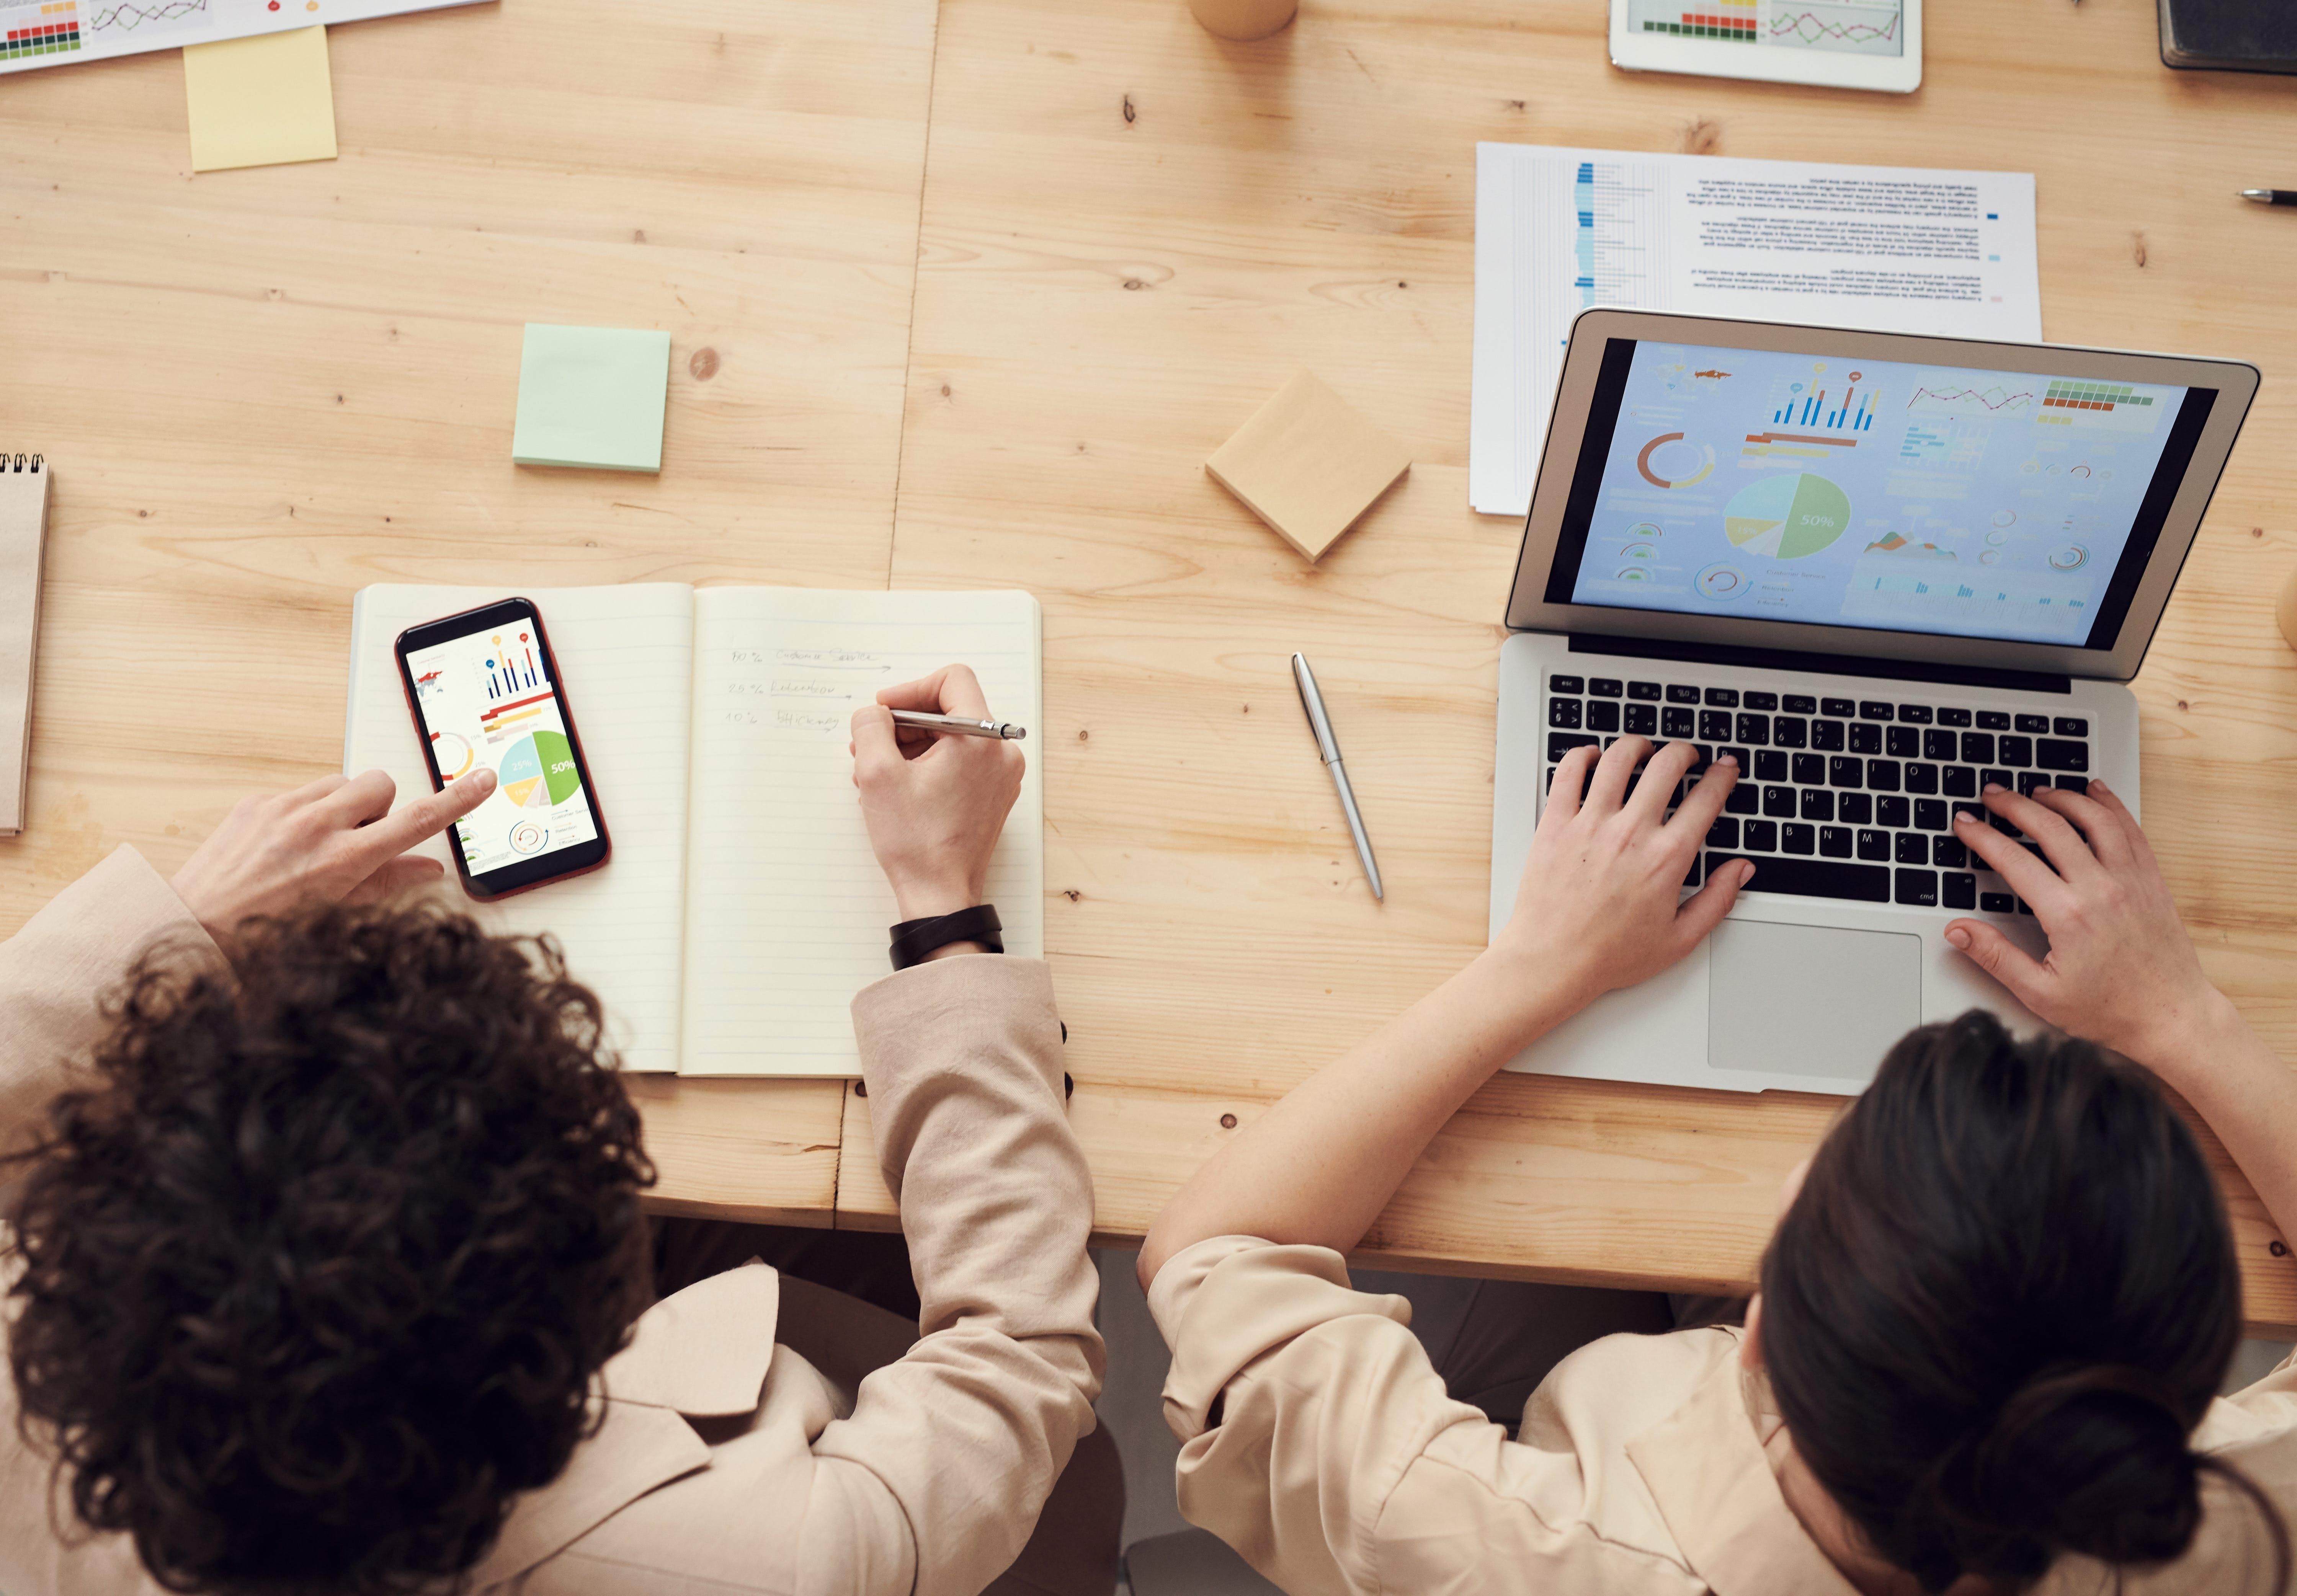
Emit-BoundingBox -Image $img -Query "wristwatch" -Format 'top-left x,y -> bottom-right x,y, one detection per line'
887,904 -> 1004,971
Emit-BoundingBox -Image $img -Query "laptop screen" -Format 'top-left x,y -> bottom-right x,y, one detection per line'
1542,338 -> 2219,650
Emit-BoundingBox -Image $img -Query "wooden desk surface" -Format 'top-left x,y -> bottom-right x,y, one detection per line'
850,0 -> 2297,1329
7,0 -> 2297,1320
0,0 -> 947,1225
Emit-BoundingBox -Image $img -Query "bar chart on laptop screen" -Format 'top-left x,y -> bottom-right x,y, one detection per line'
1626,0 -> 1904,56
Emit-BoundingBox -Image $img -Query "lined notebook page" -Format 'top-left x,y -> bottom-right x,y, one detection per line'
343,584 -> 696,1073
679,587 -> 1044,1077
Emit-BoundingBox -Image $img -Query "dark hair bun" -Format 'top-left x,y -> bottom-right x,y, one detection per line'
1949,1364 -> 2203,1570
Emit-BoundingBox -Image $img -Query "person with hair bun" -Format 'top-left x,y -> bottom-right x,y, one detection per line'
1142,733 -> 2297,1596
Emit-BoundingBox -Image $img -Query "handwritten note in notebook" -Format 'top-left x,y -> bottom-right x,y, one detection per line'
342,583 -> 1042,1076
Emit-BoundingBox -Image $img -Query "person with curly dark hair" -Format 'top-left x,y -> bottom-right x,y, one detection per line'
0,663 -> 1114,1596
1139,736 -> 2297,1595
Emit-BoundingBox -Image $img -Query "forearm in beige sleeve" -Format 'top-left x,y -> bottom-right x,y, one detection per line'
814,955 -> 1103,1596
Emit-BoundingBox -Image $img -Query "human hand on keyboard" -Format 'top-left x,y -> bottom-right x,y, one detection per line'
1942,779 -> 2230,1068
1497,735 -> 1754,1007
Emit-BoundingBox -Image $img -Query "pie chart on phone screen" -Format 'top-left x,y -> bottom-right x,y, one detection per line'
495,731 -> 578,811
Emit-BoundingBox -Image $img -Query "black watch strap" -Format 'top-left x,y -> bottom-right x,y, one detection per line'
888,904 -> 1004,971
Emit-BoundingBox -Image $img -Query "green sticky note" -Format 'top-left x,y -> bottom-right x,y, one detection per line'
511,325 -> 672,473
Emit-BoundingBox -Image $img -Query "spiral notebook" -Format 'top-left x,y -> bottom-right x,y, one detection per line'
0,455 -> 50,837
341,583 -> 1044,1077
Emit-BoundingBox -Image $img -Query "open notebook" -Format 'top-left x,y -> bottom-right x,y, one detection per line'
342,584 -> 1043,1076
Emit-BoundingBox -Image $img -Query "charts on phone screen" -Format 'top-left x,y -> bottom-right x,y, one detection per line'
1626,0 -> 1905,57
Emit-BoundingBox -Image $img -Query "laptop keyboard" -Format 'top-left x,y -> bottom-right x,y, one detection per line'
1542,674 -> 2093,915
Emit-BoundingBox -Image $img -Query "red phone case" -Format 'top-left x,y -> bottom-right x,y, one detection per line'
394,598 -> 613,901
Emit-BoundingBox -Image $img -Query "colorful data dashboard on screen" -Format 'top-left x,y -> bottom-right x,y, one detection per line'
1567,342 -> 2192,646
1624,0 -> 1904,55
405,626 -> 600,877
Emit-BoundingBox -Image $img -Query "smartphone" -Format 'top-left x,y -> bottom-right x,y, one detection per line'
394,597 -> 611,899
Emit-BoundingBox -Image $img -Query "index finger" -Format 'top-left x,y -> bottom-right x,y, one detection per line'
879,664 -> 992,719
349,765 -> 497,865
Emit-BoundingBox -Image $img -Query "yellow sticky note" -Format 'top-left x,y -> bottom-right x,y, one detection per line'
183,26 -> 338,174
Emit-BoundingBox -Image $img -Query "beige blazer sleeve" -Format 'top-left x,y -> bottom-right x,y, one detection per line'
1148,1236 -> 1710,1596
809,954 -> 1105,1596
0,845 -> 214,1158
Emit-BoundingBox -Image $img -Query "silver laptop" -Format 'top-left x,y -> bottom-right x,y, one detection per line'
1490,310 -> 2257,1095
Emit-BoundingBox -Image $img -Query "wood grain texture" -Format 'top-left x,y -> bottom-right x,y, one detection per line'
0,0 -> 947,1214
873,0 -> 2297,1325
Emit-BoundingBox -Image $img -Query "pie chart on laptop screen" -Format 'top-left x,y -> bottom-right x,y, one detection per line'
1724,472 -> 1851,560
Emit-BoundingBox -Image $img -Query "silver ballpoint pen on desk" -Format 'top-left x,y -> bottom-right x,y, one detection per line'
890,710 -> 1028,740
1291,652 -> 1383,902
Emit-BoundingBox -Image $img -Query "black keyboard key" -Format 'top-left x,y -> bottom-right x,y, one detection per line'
1877,796 -> 1910,829
1699,710 -> 1733,741
2054,716 -> 2088,737
2018,899 -> 2036,916
1915,799 -> 1948,831
1784,694 -> 1817,714
2036,739 -> 2089,772
1666,684 -> 1701,704
1856,829 -> 1891,862
1663,706 -> 1695,738
1942,765 -> 1977,798
1899,704 -> 1933,725
1887,726 -> 1920,759
1997,735 -> 2033,768
1721,747 -> 1751,769
1895,869 -> 1939,907
1982,768 -> 2013,792
1548,732 -> 1599,761
2019,772 -> 2050,797
1977,710 -> 2011,731
1801,788 -> 1835,821
1737,713 -> 1771,746
1743,819 -> 1779,851
1953,802 -> 1986,827
2015,713 -> 2050,734
1792,753 -> 1827,785
1706,853 -> 1889,904
1624,703 -> 1657,736
1629,680 -> 1663,701
1859,701 -> 1893,721
1938,708 -> 1972,728
1744,690 -> 1779,711
2054,775 -> 2091,793
1691,744 -> 1715,772
1849,724 -> 1882,755
1550,675 -> 1584,695
1933,835 -> 1967,868
1839,793 -> 1873,825
1981,891 -> 2015,913
1755,749 -> 1788,782
1708,816 -> 1740,849
1904,763 -> 1939,795
1763,785 -> 1796,818
1589,677 -> 1623,698
1773,716 -> 1808,749
1586,700 -> 1621,733
1550,698 -> 1583,729
1960,732 -> 1995,764
1706,687 -> 1740,708
1868,760 -> 1902,792
1917,729 -> 1949,762
1820,825 -> 1853,858
1820,697 -> 1856,718
1811,719 -> 1846,752
1895,832 -> 1928,865
1829,756 -> 1864,788
1991,813 -> 2021,837
1782,823 -> 1816,855
1725,785 -> 1758,816
1943,873 -> 1977,910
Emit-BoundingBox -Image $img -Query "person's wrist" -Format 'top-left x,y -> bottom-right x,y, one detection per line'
2126,984 -> 2246,1085
1477,933 -> 1606,1036
890,878 -> 982,922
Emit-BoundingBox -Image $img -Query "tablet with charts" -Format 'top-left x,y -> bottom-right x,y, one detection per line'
1608,0 -> 1922,94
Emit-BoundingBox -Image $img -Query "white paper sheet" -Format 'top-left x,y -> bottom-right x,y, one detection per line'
0,0 -> 487,78
1469,143 -> 2042,517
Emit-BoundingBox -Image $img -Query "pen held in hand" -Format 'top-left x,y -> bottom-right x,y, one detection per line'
890,709 -> 1028,741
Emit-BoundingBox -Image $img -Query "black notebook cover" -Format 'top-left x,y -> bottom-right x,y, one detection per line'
2160,0 -> 2297,73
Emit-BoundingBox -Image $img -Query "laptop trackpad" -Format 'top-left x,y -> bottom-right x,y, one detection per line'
1710,921 -> 1921,1080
